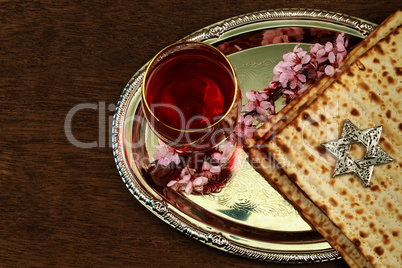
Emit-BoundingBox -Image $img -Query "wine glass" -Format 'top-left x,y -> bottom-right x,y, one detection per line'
142,41 -> 241,152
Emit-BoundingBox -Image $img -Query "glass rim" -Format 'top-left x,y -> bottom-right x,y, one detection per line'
141,40 -> 239,133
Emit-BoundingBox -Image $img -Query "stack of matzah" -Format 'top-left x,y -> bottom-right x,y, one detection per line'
245,9 -> 401,268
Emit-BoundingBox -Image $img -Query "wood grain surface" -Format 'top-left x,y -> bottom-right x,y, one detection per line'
1,1 -> 400,267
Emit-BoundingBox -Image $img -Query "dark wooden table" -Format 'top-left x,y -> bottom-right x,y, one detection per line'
1,1 -> 400,267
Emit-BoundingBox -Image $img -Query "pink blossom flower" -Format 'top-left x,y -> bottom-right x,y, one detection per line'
328,51 -> 336,63
219,141 -> 235,157
310,42 -> 333,62
273,61 -> 297,88
270,33 -> 349,106
324,65 -> 335,76
283,45 -> 311,72
167,167 -> 208,194
212,141 -> 235,164
309,43 -> 322,55
272,45 -> 310,91
200,161 -> 221,179
327,49 -> 344,74
272,59 -> 307,91
245,91 -> 272,115
232,115 -> 256,140
168,175 -> 208,195
180,167 -> 195,178
191,176 -> 209,193
289,73 -> 306,90
154,139 -> 180,166
323,34 -> 348,75
268,81 -> 279,90
166,171 -> 191,191
335,33 -> 348,58
324,42 -> 333,53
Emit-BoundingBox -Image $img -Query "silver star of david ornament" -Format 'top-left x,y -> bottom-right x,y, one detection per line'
321,119 -> 393,187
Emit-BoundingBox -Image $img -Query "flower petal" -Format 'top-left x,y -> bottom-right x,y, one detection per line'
297,74 -> 306,83
243,115 -> 254,125
210,165 -> 221,174
328,52 -> 335,64
297,86 -> 308,94
259,101 -> 272,110
202,161 -> 211,171
324,42 -> 333,52
244,102 -> 256,112
293,64 -> 302,72
180,174 -> 191,183
256,106 -> 267,115
317,71 -> 325,78
166,180 -> 177,187
301,54 -> 311,65
172,154 -> 180,165
336,43 -> 345,52
193,176 -> 209,186
317,48 -> 326,58
283,90 -> 294,95
298,50 -> 307,57
158,158 -> 169,166
245,91 -> 256,101
325,65 -> 335,76
258,93 -> 268,100
310,43 -> 322,54
185,182 -> 193,194
212,152 -> 223,161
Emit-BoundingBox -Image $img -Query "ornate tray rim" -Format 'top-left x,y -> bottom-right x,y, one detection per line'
112,8 -> 376,264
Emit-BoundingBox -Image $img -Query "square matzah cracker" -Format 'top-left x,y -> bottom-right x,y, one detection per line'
246,10 -> 401,268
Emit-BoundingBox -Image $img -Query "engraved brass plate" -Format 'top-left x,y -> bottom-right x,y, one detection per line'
113,8 -> 376,263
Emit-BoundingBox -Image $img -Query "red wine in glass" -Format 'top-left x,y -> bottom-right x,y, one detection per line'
142,41 -> 240,152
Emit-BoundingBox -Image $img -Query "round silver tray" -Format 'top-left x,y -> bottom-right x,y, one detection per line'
112,8 -> 376,264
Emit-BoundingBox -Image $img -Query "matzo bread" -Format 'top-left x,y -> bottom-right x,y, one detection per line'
244,9 -> 402,149
248,148 -> 373,268
262,25 -> 401,267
